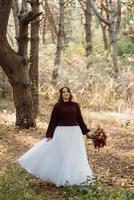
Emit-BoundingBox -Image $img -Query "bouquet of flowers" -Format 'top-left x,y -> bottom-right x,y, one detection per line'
86,126 -> 107,150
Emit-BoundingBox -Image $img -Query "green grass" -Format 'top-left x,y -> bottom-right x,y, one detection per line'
0,162 -> 62,200
0,97 -> 14,111
63,179 -> 134,200
117,36 -> 134,56
0,163 -> 134,200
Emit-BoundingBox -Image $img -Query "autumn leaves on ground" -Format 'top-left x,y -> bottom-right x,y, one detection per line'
0,101 -> 134,200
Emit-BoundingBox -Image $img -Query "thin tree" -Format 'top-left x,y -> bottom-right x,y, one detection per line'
42,0 -> 58,44
99,3 -> 109,50
88,0 -> 121,77
28,0 -> 42,116
52,0 -> 65,85
78,0 -> 92,56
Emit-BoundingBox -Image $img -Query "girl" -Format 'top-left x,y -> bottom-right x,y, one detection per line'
18,87 -> 94,187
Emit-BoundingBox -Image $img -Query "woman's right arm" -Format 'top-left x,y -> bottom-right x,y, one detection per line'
45,103 -> 59,139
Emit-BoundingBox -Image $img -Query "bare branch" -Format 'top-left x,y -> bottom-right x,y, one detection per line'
78,0 -> 86,12
88,0 -> 109,25
79,0 -> 86,5
101,1 -> 110,13
19,11 -> 42,24
31,14 -> 44,24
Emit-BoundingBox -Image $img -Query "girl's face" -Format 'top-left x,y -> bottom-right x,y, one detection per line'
62,88 -> 71,100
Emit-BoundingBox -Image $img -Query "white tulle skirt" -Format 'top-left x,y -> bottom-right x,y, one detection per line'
18,125 -> 94,187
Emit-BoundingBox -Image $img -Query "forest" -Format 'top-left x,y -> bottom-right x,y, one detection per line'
0,0 -> 134,199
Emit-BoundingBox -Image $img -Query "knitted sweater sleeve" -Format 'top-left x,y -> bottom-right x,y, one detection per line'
76,103 -> 90,135
45,103 -> 59,138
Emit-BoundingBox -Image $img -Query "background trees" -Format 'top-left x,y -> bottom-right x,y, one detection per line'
0,0 -> 134,128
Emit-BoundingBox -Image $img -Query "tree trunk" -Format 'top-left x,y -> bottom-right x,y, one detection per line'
0,38 -> 36,128
52,0 -> 65,85
54,0 -> 64,65
0,0 -> 42,128
13,83 -> 35,128
105,0 -> 111,52
43,0 -> 57,44
100,22 -> 109,50
109,0 -> 118,77
42,0 -> 57,44
29,0 -> 41,116
84,0 -> 92,56
42,15 -> 47,44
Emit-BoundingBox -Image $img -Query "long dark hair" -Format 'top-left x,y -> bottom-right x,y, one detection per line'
58,87 -> 73,103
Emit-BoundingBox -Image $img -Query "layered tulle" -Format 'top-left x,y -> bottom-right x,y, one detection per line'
18,125 -> 94,187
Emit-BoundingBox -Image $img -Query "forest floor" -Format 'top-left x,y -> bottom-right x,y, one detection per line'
0,101 -> 134,200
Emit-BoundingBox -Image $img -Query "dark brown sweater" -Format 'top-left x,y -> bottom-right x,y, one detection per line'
46,101 -> 90,138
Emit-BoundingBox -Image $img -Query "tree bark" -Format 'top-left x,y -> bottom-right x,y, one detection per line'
42,15 -> 47,44
99,7 -> 109,50
108,0 -> 118,76
41,0 -> 57,44
84,0 -> 92,56
43,0 -> 58,43
54,0 -> 65,65
0,0 -> 36,128
29,0 -> 41,116
0,38 -> 36,128
52,0 -> 65,85
100,22 -> 109,50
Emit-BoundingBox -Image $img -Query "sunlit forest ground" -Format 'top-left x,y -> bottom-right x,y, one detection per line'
0,96 -> 134,200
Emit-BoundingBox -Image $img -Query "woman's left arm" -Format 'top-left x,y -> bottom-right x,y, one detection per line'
76,103 -> 90,135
